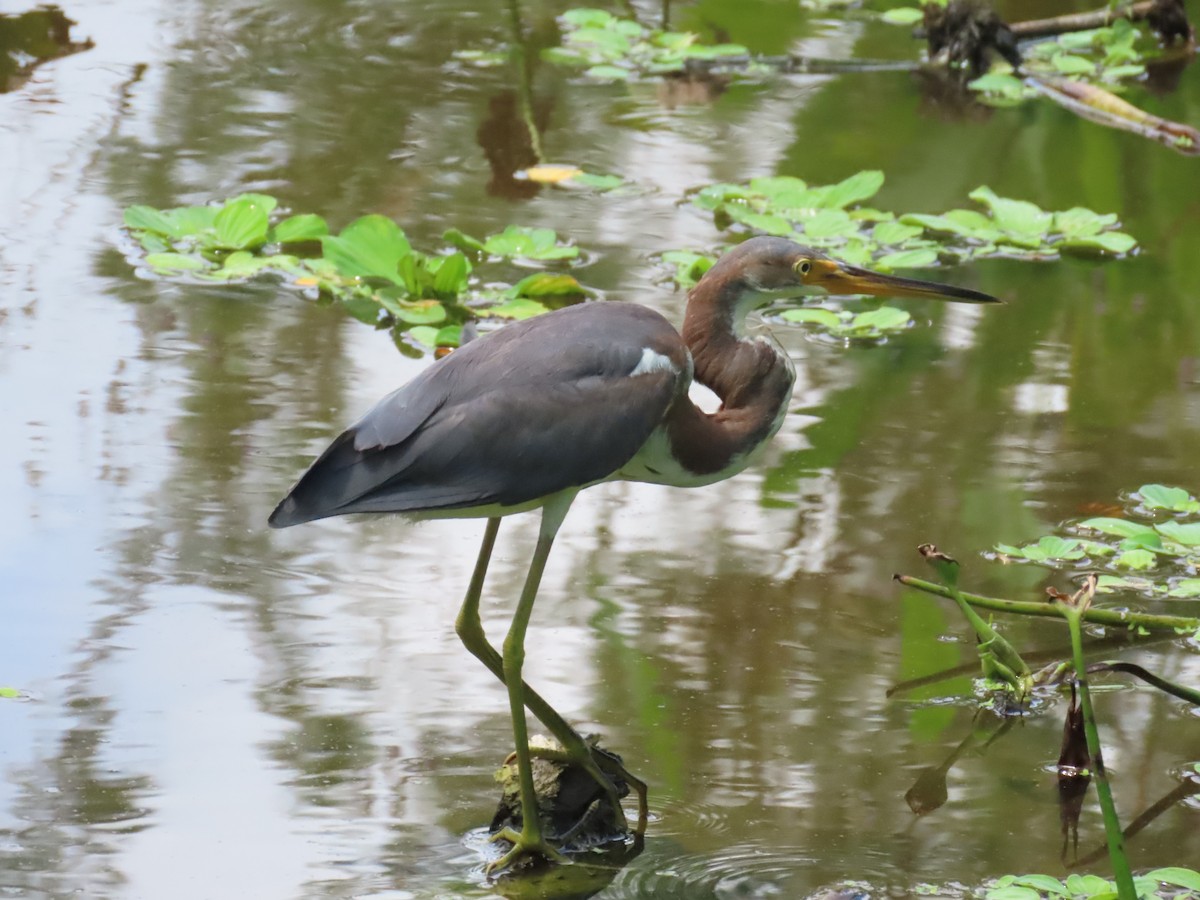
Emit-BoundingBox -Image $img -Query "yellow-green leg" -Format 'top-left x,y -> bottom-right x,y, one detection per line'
487,495 -> 571,872
455,517 -> 648,833
454,499 -> 647,873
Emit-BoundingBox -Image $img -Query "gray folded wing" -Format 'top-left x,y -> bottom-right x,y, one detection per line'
269,303 -> 686,527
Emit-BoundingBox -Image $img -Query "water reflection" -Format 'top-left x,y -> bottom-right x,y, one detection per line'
0,6 -> 92,93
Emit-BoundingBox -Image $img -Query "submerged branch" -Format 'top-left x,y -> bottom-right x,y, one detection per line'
1009,2 -> 1158,39
1028,74 -> 1200,157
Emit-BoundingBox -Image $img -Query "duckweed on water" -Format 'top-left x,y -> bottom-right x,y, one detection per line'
122,195 -> 590,352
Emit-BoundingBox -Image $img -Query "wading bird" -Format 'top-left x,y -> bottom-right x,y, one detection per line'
269,236 -> 998,872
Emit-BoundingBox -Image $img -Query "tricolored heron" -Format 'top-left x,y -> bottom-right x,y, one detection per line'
269,236 -> 998,871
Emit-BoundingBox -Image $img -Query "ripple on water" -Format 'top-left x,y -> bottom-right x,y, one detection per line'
650,794 -> 737,837
614,841 -> 816,899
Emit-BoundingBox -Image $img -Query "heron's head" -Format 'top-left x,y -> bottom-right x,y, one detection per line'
689,236 -> 998,337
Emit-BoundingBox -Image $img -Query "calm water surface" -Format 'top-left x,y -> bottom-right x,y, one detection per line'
2,0 -> 1199,897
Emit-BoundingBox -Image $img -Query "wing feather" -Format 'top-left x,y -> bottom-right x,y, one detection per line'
269,303 -> 686,527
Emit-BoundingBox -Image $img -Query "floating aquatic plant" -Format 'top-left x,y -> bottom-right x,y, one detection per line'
989,484 -> 1200,598
778,305 -> 914,341
542,7 -> 748,80
122,195 -> 591,353
681,172 -> 1137,269
968,18 -> 1154,103
985,868 -> 1200,900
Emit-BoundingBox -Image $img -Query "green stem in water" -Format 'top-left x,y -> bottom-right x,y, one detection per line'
1059,600 -> 1136,900
895,574 -> 1200,633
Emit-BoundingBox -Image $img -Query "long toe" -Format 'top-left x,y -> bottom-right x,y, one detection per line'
485,826 -> 570,875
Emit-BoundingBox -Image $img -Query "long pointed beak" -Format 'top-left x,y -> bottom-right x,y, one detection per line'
817,262 -> 1000,304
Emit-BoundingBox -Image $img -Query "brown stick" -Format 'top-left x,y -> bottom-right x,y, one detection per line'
1009,2 -> 1156,39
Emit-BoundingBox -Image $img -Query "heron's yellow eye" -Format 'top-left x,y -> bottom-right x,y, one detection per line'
794,259 -> 812,277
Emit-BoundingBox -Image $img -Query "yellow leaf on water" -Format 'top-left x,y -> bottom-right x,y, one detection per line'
516,164 -> 584,184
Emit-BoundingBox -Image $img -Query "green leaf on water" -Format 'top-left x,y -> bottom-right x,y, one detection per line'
748,176 -> 811,210
1156,521 -> 1200,546
125,205 -> 185,238
1011,874 -> 1070,896
212,194 -> 274,250
872,220 -> 923,245
430,252 -> 471,296
213,250 -> 278,279
726,204 -> 793,236
848,306 -> 911,333
510,272 -> 589,298
662,250 -> 714,287
483,225 -> 578,260
968,187 -> 1052,237
1146,868 -> 1200,891
1054,207 -> 1117,239
780,308 -> 843,328
875,248 -> 939,270
169,205 -> 221,237
567,172 -> 625,190
811,170 -> 884,209
340,292 -> 383,324
561,8 -> 615,28
487,298 -> 550,320
1065,874 -> 1114,896
1020,535 -> 1084,562
1115,548 -> 1156,570
272,213 -> 328,243
584,64 -> 632,80
900,212 -> 975,238
800,208 -> 858,240
406,325 -> 441,348
880,7 -> 924,25
145,252 -> 211,273
1078,517 -> 1158,540
1051,52 -> 1095,75
1166,579 -> 1200,598
967,72 -> 1027,97
390,299 -> 446,325
321,215 -> 412,284
442,227 -> 487,255
985,887 -> 1040,900
681,43 -> 746,60
1060,231 -> 1138,255
1138,484 -> 1200,513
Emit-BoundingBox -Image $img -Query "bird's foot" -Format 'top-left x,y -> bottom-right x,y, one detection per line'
485,825 -> 569,875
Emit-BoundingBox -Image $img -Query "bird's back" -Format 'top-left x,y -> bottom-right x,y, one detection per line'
269,302 -> 689,527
